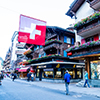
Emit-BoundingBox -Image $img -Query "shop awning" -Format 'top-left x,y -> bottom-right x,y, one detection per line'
18,67 -> 30,72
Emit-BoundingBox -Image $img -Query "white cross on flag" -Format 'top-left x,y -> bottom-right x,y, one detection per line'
18,14 -> 46,45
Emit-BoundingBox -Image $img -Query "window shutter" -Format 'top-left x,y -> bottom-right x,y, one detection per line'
64,50 -> 67,57
81,39 -> 85,45
44,53 -> 46,56
34,46 -> 36,51
64,36 -> 67,43
94,35 -> 99,41
39,54 -> 41,58
72,38 -> 74,45
40,45 -> 42,48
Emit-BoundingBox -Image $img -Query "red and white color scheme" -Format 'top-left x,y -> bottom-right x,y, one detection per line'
18,14 -> 46,45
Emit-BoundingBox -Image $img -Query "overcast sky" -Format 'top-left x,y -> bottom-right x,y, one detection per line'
0,0 -> 74,60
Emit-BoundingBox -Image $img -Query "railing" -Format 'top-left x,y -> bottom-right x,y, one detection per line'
77,19 -> 100,35
43,43 -> 60,51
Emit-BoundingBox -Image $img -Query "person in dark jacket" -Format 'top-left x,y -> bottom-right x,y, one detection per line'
27,72 -> 31,82
0,72 -> 4,85
64,70 -> 71,95
12,73 -> 17,81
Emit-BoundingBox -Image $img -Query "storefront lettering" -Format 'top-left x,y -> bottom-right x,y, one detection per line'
37,65 -> 46,68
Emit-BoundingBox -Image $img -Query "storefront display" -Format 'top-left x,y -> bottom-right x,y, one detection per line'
91,61 -> 100,79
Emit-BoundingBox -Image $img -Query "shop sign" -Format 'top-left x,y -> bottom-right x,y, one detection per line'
37,65 -> 46,68
43,68 -> 53,71
73,64 -> 76,68
67,52 -> 72,56
56,64 -> 60,68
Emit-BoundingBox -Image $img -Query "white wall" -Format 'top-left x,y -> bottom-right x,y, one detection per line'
75,1 -> 95,43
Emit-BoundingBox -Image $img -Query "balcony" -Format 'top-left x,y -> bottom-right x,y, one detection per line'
74,12 -> 100,38
16,43 -> 25,49
66,40 -> 100,59
43,43 -> 60,51
87,0 -> 100,10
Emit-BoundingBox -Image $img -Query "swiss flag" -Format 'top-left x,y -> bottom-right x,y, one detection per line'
18,14 -> 46,45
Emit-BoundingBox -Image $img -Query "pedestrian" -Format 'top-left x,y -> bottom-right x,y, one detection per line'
27,72 -> 31,82
31,73 -> 34,81
64,70 -> 71,95
0,72 -> 4,85
11,73 -> 17,81
83,71 -> 90,88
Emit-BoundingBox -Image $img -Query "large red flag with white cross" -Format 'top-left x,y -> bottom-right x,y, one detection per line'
18,14 -> 46,45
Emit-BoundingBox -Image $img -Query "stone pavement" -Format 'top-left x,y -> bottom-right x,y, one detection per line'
6,77 -> 100,97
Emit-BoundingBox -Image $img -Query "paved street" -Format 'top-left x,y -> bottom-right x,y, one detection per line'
0,77 -> 100,100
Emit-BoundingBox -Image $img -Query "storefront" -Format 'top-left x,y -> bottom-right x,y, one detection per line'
31,61 -> 85,80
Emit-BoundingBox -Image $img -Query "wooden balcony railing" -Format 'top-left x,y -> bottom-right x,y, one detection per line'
74,12 -> 100,37
67,40 -> 100,58
43,43 -> 60,51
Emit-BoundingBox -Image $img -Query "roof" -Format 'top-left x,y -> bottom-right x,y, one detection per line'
66,0 -> 85,18
46,26 -> 75,34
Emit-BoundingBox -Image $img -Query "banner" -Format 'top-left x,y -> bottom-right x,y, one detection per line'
18,14 -> 46,45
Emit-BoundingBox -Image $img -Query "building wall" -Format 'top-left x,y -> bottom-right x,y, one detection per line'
75,1 -> 94,43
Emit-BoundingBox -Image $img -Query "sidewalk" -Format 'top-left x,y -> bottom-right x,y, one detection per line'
7,77 -> 100,97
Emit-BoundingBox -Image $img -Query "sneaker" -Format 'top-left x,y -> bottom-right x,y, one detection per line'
66,93 -> 69,95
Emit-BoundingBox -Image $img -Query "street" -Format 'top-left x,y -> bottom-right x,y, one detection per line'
0,78 -> 100,100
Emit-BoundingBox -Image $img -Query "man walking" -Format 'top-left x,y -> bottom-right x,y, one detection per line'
64,70 -> 71,95
83,71 -> 90,88
0,72 -> 4,85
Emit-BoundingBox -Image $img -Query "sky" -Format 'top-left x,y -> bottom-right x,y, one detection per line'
0,0 -> 74,60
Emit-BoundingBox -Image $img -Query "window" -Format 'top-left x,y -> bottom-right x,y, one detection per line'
67,37 -> 71,44
36,45 -> 39,49
85,36 -> 94,42
64,36 -> 71,44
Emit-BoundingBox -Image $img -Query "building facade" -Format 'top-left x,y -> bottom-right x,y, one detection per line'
66,0 -> 100,86
18,26 -> 84,81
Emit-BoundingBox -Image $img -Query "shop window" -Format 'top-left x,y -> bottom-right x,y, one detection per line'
36,69 -> 40,77
91,61 -> 100,79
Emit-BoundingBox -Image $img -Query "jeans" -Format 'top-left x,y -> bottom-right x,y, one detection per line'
31,77 -> 34,81
65,82 -> 69,94
84,79 -> 90,88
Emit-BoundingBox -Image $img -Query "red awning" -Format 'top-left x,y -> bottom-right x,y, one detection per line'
30,67 -> 35,73
18,67 -> 30,72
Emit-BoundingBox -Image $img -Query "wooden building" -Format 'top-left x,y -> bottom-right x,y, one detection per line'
18,26 -> 84,81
